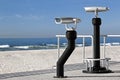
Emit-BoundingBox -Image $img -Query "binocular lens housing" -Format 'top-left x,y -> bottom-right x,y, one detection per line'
84,7 -> 109,12
55,17 -> 80,24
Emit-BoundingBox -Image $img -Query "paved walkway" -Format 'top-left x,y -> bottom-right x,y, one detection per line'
1,62 -> 120,80
1,46 -> 120,80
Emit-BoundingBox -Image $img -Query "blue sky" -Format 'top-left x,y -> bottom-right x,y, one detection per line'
0,0 -> 120,38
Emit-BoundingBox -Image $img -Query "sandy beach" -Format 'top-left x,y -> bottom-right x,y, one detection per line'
0,46 -> 120,74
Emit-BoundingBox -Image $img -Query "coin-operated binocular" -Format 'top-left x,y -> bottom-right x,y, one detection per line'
54,17 -> 80,78
83,7 -> 112,73
84,7 -> 109,17
55,17 -> 80,31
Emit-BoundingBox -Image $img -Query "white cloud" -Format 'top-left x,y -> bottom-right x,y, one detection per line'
26,14 -> 46,20
0,14 -> 46,21
30,15 -> 39,19
15,14 -> 43,20
15,14 -> 23,18
0,17 -> 3,20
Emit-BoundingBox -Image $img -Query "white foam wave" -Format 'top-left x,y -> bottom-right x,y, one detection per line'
13,46 -> 29,49
0,45 -> 10,48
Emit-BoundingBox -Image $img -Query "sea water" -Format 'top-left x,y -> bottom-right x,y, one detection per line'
0,37 -> 120,51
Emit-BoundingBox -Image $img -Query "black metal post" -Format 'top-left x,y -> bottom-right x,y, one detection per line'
92,18 -> 101,71
83,18 -> 112,73
55,30 -> 77,78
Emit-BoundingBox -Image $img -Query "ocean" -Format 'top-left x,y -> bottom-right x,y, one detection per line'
0,37 -> 120,51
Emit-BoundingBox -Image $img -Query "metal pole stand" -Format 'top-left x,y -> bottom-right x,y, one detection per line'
55,30 -> 76,78
83,6 -> 112,73
54,17 -> 80,78
83,18 -> 112,73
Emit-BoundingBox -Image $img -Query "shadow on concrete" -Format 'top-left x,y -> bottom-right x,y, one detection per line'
0,69 -> 55,79
67,75 -> 120,78
0,63 -> 84,79
0,61 -> 120,79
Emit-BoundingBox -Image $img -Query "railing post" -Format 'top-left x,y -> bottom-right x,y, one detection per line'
91,35 -> 94,58
57,37 -> 60,59
103,36 -> 106,59
83,37 -> 85,62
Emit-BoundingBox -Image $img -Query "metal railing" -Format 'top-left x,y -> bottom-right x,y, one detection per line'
56,34 -> 120,61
